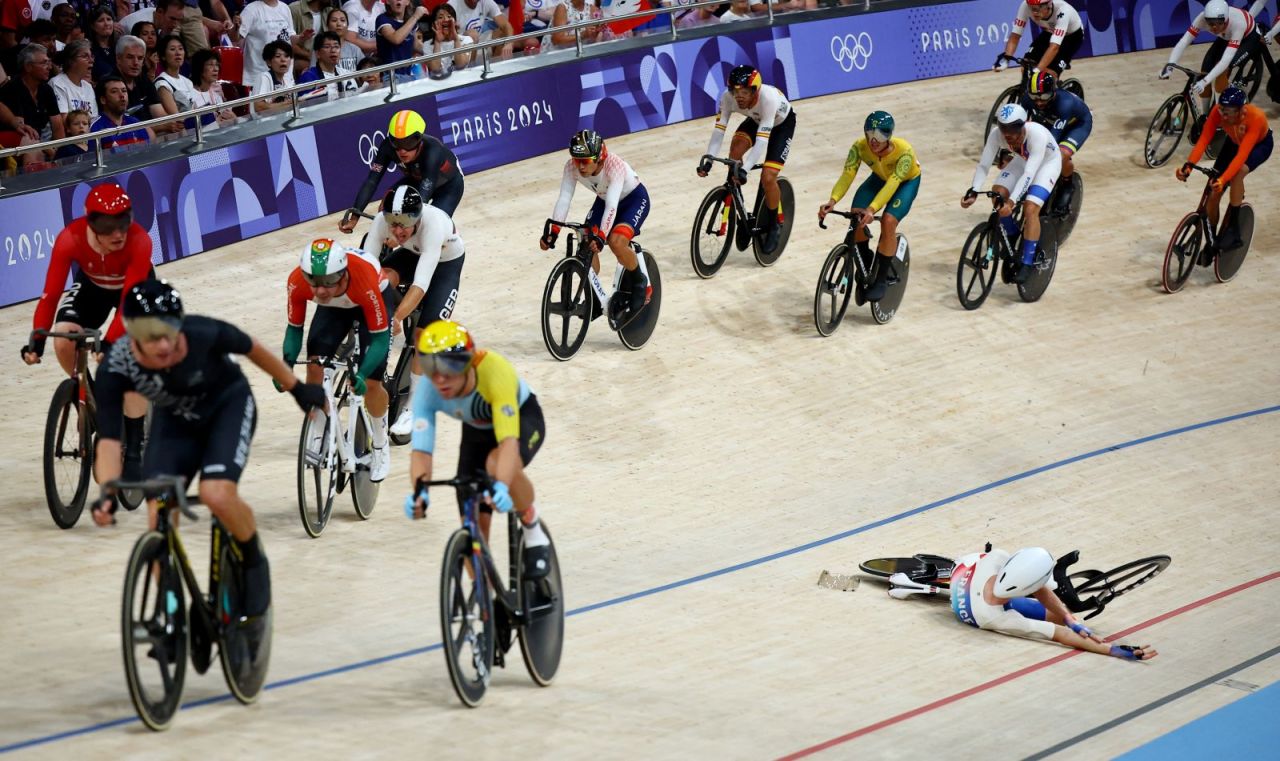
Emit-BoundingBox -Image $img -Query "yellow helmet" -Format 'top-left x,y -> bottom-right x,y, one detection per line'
416,320 -> 475,375
387,110 -> 427,151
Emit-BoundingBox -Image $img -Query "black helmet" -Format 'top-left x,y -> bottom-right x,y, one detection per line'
728,64 -> 761,90
122,279 -> 184,338
569,129 -> 605,161
381,185 -> 423,227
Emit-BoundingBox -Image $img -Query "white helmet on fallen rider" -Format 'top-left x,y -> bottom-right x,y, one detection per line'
994,547 -> 1058,599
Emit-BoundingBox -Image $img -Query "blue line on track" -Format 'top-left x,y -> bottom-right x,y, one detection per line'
4,404 -> 1276,754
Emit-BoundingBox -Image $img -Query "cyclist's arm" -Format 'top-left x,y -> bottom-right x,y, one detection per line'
827,143 -> 861,203
104,229 -> 155,343
744,90 -> 779,169
1003,4 -> 1027,55
1166,26 -> 1197,65
1202,37 -> 1241,84
409,372 -> 439,454
704,91 -> 733,158
1187,106 -> 1222,164
970,129 -> 1002,191
284,269 -> 311,366
246,336 -> 304,392
1218,109 -> 1268,184
550,160 -> 576,226
868,151 -> 914,212
350,140 -> 395,214
31,229 -> 75,336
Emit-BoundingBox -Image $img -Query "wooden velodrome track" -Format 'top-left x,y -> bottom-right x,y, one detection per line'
1,45 -> 1277,758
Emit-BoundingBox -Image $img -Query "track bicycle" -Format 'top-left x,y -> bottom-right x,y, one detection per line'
33,327 -> 142,527
690,155 -> 796,278
295,329 -> 380,538
812,210 -> 911,334
984,54 -> 1085,149
859,548 -> 1170,621
1144,63 -> 1238,169
1161,164 -> 1254,293
116,475 -> 272,731
955,190 -> 1060,310
423,473 -> 565,707
539,217 -> 662,361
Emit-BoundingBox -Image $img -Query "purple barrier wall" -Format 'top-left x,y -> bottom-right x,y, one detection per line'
0,0 -> 1219,308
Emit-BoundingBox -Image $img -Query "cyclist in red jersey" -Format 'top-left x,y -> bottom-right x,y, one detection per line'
21,181 -> 154,479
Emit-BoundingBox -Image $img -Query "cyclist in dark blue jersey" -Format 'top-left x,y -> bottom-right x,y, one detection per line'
1018,70 -> 1092,213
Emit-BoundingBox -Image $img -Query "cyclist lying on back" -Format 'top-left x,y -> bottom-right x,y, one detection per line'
951,546 -> 1157,661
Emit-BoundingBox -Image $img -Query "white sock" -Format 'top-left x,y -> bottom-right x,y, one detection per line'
522,509 -> 549,548
371,413 -> 388,448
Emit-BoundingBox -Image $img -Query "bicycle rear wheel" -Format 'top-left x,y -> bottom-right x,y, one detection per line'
813,244 -> 856,336
1017,239 -> 1058,303
871,237 -> 910,325
618,250 -> 662,351
387,347 -> 415,447
752,177 -> 794,266
1214,203 -> 1253,283
956,223 -> 998,310
1161,212 -> 1202,293
1230,53 -> 1263,100
351,410 -> 380,519
217,537 -> 272,703
517,521 -> 564,686
691,187 -> 736,278
440,529 -> 494,707
1069,555 -> 1171,620
1144,94 -> 1188,169
296,411 -> 336,538
43,378 -> 92,528
121,530 -> 187,731
540,257 -> 593,361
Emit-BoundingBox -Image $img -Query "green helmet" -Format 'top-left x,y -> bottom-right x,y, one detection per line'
864,111 -> 895,141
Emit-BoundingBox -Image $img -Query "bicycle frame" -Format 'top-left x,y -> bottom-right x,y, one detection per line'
700,155 -> 761,230
309,329 -> 374,477
433,475 -> 528,626
1189,167 -> 1222,249
818,210 -> 883,286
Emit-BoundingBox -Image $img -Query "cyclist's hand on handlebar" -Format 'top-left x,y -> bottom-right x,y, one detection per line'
404,481 -> 429,519
696,157 -> 712,177
586,232 -> 605,254
338,211 -> 358,234
540,227 -> 558,250
487,481 -> 514,513
1158,63 -> 1171,79
288,381 -> 327,412
960,190 -> 978,209
1191,78 -> 1208,96
817,200 -> 836,221
1211,177 -> 1227,193
1175,163 -> 1192,182
20,341 -> 44,364
91,493 -> 118,527
856,208 -> 874,228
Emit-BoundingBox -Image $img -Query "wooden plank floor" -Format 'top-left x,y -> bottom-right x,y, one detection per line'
1,46 -> 1277,758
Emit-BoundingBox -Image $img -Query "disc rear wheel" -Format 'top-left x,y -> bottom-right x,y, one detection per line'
517,522 -> 564,686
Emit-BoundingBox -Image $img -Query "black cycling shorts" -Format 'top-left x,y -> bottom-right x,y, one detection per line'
382,252 -> 464,330
144,382 -> 257,484
1028,28 -> 1084,75
54,268 -> 154,330
396,173 -> 465,218
455,393 -> 545,514
306,303 -> 389,380
734,109 -> 796,169
1202,31 -> 1263,82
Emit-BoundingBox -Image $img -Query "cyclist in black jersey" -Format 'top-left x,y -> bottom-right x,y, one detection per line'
340,109 -> 465,233
92,280 -> 326,617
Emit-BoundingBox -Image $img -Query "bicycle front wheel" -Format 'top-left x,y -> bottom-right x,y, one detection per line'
1161,212 -> 1202,293
1070,555 -> 1171,620
122,530 -> 187,731
691,187 -> 735,278
296,410 -> 336,538
440,529 -> 495,707
956,223 -> 998,310
813,244 -> 856,336
1144,94 -> 1188,168
43,378 -> 92,528
540,256 -> 593,361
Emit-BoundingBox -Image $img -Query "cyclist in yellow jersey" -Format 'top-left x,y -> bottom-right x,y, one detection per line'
819,111 -> 922,301
404,320 -> 551,577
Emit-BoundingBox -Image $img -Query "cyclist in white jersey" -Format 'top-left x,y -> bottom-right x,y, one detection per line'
1162,0 -> 1265,106
697,64 -> 796,254
950,546 -> 1157,660
962,103 -> 1061,284
540,129 -> 652,315
999,0 -> 1084,75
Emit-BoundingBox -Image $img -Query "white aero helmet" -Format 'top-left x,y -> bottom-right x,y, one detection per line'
1202,0 -> 1228,21
994,547 -> 1058,599
996,103 -> 1029,130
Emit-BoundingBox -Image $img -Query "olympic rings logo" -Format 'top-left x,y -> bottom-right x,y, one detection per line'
830,32 -> 873,73
356,130 -> 399,173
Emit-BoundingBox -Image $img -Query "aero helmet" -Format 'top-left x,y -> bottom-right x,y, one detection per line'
994,547 -> 1058,599
416,319 -> 476,376
300,238 -> 349,288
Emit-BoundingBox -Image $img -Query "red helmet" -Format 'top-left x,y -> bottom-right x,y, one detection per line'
1026,0 -> 1050,5
85,182 -> 131,216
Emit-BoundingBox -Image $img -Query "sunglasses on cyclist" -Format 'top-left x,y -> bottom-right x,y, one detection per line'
301,270 -> 346,288
572,156 -> 598,168
385,212 -> 419,228
420,351 -> 473,376
389,134 -> 423,152
87,210 -> 132,235
865,128 -> 891,144
124,316 -> 181,342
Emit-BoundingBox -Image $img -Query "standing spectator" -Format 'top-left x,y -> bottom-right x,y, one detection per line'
89,74 -> 153,149
340,0 -> 383,61
238,0 -> 303,87
0,43 -> 65,167
448,0 -> 511,58
424,3 -> 470,76
290,0 -> 328,63
54,106 -> 91,160
548,0 -> 601,48
182,0 -> 235,57
154,33 -> 198,122
85,5 -> 117,81
375,0 -> 424,79
325,7 -> 362,70
297,30 -> 358,97
119,0 -> 185,40
188,47 -> 237,128
1,0 -> 68,50
719,0 -> 754,21
251,38 -> 292,112
51,5 -> 84,50
50,38 -> 97,117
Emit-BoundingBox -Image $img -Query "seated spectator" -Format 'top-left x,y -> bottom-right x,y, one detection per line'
129,20 -> 159,73
522,0 -> 560,40
239,0 -> 302,87
85,5 -> 118,81
90,74 -> 154,149
113,35 -> 179,131
54,106 -> 92,161
189,47 -> 237,128
297,30 -> 360,98
154,34 -> 198,123
448,0 -> 512,59
252,39 -> 293,114
50,38 -> 97,118
340,0 -> 384,63
720,0 -> 755,21
52,4 -> 83,50
0,43 -> 65,166
354,54 -> 382,90
26,20 -> 61,59
662,0 -> 720,29
549,0 -> 603,48
325,8 -> 364,71
424,3 -> 472,77
376,0 -> 425,79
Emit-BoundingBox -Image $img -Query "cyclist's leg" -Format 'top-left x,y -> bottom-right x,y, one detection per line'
484,394 -> 550,574
1047,29 -> 1083,76
456,423 -> 494,538
1208,140 -> 1239,232
1200,38 -> 1227,107
729,118 -> 755,163
354,315 -> 389,419
993,161 -> 1024,241
1026,31 -> 1051,72
607,186 -> 651,309
126,409 -> 200,529
51,271 -> 113,376
305,305 -> 351,386
1017,153 -> 1061,272
419,255 -> 464,325
758,111 -> 795,244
